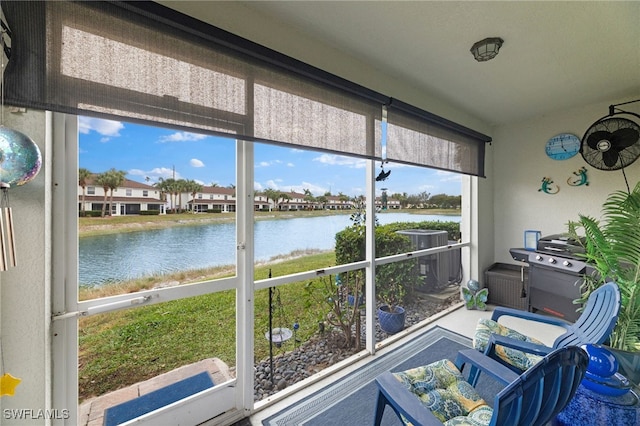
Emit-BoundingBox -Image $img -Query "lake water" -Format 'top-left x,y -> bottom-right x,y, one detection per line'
79,212 -> 460,286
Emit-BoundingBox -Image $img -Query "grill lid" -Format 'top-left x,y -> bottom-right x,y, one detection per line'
536,234 -> 585,259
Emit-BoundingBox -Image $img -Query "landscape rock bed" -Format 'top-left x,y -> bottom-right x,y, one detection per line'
251,291 -> 460,401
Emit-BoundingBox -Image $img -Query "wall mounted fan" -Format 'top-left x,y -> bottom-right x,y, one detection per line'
580,100 -> 640,192
581,116 -> 640,170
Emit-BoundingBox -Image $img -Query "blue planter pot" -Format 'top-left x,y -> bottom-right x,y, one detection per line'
378,305 -> 406,334
347,294 -> 364,307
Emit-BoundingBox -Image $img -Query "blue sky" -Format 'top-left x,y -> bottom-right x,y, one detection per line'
78,116 -> 461,197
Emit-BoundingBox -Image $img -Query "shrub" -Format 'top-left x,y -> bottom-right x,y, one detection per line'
79,210 -> 102,217
335,221 -> 460,308
139,210 -> 160,216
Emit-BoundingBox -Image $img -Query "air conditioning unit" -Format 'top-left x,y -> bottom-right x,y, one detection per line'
396,230 -> 449,293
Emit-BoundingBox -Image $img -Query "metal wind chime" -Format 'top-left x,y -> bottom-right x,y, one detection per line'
0,11 -> 42,272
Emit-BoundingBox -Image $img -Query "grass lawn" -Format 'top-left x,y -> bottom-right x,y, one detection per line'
78,251 -> 335,401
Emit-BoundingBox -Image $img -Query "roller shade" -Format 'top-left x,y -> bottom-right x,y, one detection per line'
386,99 -> 489,177
2,1 -> 382,160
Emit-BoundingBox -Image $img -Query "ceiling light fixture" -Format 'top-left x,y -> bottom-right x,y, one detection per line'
470,37 -> 504,62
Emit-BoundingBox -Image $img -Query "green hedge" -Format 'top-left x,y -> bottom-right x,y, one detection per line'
79,210 -> 102,217
139,210 -> 160,216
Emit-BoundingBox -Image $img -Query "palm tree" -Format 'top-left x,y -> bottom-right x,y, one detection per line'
303,188 -> 315,210
316,194 -> 328,210
278,192 -> 291,211
568,181 -> 640,351
185,180 -> 203,213
94,172 -> 111,218
338,192 -> 350,209
154,178 -> 170,208
105,168 -> 126,216
78,168 -> 91,215
175,179 -> 189,213
156,178 -> 179,213
262,188 -> 280,212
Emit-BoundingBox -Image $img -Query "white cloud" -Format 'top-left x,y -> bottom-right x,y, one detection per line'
436,171 -> 462,183
313,154 -> 366,168
194,179 -> 205,185
287,162 -> 295,167
159,132 -> 208,143
254,181 -> 264,191
264,179 -> 283,189
190,158 -> 205,168
78,117 -> 124,139
256,160 -> 283,168
129,167 -> 181,183
290,181 -> 327,196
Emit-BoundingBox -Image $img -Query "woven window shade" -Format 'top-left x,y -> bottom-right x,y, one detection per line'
386,100 -> 489,177
2,1 -> 382,160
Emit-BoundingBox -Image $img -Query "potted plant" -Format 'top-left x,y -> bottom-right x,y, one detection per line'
567,181 -> 640,352
377,274 -> 407,334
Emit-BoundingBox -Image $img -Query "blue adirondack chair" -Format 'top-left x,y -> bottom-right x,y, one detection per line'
471,281 -> 620,382
373,346 -> 588,426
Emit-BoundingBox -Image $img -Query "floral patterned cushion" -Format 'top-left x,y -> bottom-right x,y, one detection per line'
392,359 -> 492,426
473,318 -> 544,371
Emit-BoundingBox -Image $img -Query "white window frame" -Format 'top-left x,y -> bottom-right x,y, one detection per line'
52,114 -> 246,425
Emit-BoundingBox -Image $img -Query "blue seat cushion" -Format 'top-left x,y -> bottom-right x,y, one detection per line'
473,318 -> 544,371
392,359 -> 492,425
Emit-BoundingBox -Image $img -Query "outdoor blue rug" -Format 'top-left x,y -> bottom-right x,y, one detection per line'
104,371 -> 214,426
262,326 -> 504,426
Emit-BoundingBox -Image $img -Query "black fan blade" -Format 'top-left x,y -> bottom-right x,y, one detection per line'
611,128 -> 640,149
587,130 -> 611,150
602,149 -> 620,168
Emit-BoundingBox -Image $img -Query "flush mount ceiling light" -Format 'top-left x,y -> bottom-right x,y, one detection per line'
470,37 -> 504,62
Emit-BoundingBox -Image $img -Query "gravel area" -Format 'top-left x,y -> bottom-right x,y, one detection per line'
250,290 -> 460,401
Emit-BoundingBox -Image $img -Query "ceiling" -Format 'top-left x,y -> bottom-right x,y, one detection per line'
160,1 -> 639,127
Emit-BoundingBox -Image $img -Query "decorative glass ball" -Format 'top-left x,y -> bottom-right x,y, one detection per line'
582,344 -> 618,378
0,127 -> 42,186
467,279 -> 480,292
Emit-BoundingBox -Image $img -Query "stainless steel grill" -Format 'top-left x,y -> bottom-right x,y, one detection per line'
510,247 -> 590,322
527,252 -> 588,322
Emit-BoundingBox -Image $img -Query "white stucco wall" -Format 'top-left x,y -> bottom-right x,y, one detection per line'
0,108 -> 50,422
491,97 -> 640,267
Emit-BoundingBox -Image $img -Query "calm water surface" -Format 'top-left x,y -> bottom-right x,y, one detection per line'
79,213 -> 460,286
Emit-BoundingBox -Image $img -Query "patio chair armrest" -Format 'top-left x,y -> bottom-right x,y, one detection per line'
491,306 -> 572,328
486,334 -> 554,358
375,371 -> 443,426
454,348 -> 519,386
